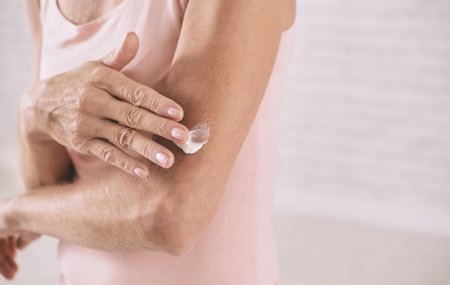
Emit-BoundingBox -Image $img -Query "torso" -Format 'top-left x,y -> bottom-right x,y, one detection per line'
39,0 -> 295,284
57,0 -> 296,30
56,0 -> 125,25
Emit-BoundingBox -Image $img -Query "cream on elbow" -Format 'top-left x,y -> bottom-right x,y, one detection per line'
175,122 -> 210,154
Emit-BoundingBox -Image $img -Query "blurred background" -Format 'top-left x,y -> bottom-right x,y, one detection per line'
1,0 -> 450,284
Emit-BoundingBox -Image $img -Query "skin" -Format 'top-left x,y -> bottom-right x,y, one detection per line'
22,37 -> 190,174
0,0 -> 296,280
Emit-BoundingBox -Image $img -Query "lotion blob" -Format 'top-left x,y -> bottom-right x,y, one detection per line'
175,122 -> 210,154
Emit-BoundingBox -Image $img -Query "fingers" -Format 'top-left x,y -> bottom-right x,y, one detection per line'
85,119 -> 175,169
7,236 -> 15,257
89,68 -> 184,121
0,238 -> 17,280
87,90 -> 188,144
0,256 -> 15,280
85,139 -> 152,178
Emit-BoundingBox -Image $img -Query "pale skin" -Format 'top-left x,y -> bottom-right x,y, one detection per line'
0,0 -> 296,280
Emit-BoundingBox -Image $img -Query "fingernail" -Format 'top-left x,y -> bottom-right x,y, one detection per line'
167,107 -> 183,120
133,167 -> 148,178
156,152 -> 169,167
171,127 -> 187,141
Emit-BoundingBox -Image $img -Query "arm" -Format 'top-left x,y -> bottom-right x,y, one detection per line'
20,0 -> 73,188
0,1 -> 71,280
8,0 -> 285,255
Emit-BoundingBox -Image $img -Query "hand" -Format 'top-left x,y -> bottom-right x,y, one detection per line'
0,233 -> 40,281
0,198 -> 40,280
20,32 -> 189,177
0,236 -> 17,280
0,198 -> 19,280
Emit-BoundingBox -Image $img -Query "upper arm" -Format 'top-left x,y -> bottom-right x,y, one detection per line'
149,0 -> 285,253
25,0 -> 42,81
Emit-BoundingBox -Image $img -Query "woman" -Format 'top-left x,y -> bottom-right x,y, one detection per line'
0,0 -> 295,284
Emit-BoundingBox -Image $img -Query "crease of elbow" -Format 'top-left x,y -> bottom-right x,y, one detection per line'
145,197 -> 202,257
161,228 -> 198,257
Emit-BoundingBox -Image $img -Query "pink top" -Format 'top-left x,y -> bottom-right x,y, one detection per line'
39,0 -> 293,284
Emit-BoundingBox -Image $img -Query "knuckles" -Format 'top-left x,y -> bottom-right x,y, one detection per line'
127,86 -> 147,106
113,127 -> 136,149
63,114 -> 82,134
143,144 -> 154,158
100,145 -> 115,164
72,134 -> 90,152
145,118 -> 169,137
36,60 -> 182,171
98,144 -> 130,172
118,158 -> 129,171
64,114 -> 93,151
148,96 -> 162,113
91,64 -> 110,78
124,107 -> 142,127
86,63 -> 112,84
75,87 -> 91,110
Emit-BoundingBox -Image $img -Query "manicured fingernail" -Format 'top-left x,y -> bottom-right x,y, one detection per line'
167,107 -> 183,120
133,167 -> 148,178
156,152 -> 168,167
171,127 -> 187,141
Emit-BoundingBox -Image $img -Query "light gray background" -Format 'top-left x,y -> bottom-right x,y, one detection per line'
1,0 -> 450,284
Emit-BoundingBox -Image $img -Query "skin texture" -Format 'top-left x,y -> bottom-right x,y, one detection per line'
22,33 -> 189,174
0,0 -> 296,280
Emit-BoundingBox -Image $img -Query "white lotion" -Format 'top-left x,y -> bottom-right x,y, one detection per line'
175,122 -> 210,154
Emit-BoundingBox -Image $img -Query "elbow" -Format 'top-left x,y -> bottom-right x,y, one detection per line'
161,228 -> 197,256
147,197 -> 204,256
156,220 -> 200,257
141,173 -> 221,256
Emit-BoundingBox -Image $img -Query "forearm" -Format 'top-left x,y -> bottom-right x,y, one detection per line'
10,167 -> 167,252
18,130 -> 73,189
20,0 -> 73,189
18,102 -> 73,189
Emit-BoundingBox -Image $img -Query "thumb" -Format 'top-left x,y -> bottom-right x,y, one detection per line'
101,32 -> 139,71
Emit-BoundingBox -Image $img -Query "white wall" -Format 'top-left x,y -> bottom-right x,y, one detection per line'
276,0 -> 450,237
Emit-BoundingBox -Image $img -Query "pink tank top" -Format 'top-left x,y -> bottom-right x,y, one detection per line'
39,0 -> 293,284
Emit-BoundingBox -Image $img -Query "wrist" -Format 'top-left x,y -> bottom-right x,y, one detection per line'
19,85 -> 51,142
4,195 -> 23,231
